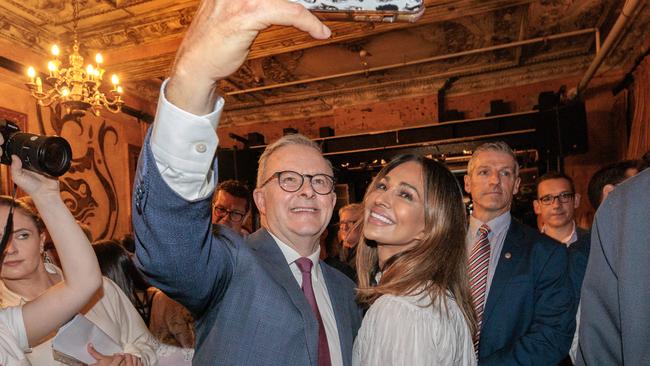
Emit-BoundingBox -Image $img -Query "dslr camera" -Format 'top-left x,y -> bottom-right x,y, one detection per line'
0,119 -> 72,177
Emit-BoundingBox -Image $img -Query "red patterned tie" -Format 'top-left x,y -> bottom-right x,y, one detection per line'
469,224 -> 491,353
295,257 -> 332,366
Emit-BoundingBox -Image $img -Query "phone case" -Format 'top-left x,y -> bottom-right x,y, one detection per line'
291,0 -> 425,23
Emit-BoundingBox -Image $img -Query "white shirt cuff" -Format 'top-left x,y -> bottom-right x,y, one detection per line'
151,79 -> 224,200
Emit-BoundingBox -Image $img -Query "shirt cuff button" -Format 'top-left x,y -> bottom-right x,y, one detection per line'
195,143 -> 207,153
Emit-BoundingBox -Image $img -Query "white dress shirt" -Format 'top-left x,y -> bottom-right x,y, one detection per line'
151,79 -> 222,201
541,221 -> 577,247
150,80 -> 344,365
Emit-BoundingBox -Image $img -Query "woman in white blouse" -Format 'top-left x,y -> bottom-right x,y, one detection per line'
0,155 -> 102,365
0,169 -> 158,363
353,154 -> 477,366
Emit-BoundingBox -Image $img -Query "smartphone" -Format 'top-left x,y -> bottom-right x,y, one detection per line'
291,0 -> 425,23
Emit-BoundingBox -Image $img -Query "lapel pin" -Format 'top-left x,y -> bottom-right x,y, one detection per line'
504,252 -> 512,259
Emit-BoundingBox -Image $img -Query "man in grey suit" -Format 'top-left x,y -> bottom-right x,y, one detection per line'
132,1 -> 361,365
577,167 -> 650,365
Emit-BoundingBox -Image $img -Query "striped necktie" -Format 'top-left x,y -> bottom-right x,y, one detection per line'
469,224 -> 491,354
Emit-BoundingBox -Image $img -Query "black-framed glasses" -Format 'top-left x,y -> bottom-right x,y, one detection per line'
213,206 -> 246,222
261,170 -> 335,195
537,192 -> 575,205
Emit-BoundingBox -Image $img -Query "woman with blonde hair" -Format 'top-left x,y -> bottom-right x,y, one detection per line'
353,154 -> 476,366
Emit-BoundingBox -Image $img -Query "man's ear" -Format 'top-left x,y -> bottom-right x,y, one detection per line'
602,184 -> 615,202
533,199 -> 541,215
464,175 -> 471,194
513,176 -> 522,195
253,188 -> 266,216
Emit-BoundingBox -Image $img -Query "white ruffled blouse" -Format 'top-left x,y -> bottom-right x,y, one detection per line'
353,290 -> 476,366
0,306 -> 30,366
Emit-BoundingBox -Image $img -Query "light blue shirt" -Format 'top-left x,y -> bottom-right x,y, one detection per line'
466,211 -> 512,302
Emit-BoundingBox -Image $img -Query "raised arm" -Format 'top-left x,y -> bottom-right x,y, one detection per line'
167,0 -> 330,115
134,0 -> 330,315
8,156 -> 102,345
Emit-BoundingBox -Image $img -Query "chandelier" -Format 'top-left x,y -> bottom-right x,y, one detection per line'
25,0 -> 124,117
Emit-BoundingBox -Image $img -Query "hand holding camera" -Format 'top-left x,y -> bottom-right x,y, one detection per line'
0,119 -> 72,178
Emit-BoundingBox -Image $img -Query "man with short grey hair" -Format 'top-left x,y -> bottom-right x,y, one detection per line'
131,1 -> 361,365
464,141 -> 575,365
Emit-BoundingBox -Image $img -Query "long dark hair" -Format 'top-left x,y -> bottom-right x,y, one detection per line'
356,154 -> 477,336
92,239 -> 153,324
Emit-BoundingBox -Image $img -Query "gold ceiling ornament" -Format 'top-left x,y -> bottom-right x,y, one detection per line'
25,0 -> 123,117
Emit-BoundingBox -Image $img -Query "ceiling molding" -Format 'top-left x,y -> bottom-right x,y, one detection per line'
0,0 -> 646,127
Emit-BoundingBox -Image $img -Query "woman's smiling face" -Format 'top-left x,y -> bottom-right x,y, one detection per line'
363,160 -> 426,250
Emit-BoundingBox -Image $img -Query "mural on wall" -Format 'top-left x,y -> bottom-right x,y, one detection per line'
35,105 -> 120,240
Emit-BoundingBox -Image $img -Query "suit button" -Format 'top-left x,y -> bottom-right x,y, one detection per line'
136,184 -> 145,199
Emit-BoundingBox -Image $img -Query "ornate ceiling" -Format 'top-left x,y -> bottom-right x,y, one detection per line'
0,0 -> 648,126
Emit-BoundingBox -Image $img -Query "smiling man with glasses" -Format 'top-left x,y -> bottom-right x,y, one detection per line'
130,2 -> 363,364
533,172 -> 585,246
533,171 -> 590,366
212,180 -> 251,237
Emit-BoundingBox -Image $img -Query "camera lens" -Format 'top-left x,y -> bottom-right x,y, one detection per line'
6,133 -> 72,177
0,119 -> 73,177
40,137 -> 72,177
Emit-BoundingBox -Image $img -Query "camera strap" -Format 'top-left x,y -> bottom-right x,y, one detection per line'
0,183 -> 18,267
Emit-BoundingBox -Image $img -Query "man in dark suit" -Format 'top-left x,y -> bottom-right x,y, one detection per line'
533,172 -> 590,365
577,168 -> 650,365
464,141 -> 575,365
132,2 -> 361,365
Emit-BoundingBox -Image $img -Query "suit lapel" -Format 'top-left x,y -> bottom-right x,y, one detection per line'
482,219 -> 525,327
247,229 -> 319,365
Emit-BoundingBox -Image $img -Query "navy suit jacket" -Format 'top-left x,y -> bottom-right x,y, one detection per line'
478,219 -> 576,365
132,134 -> 362,365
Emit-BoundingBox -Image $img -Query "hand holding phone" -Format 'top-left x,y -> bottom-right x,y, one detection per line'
290,0 -> 425,22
